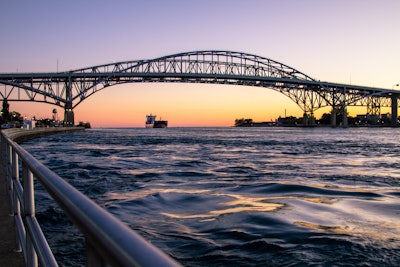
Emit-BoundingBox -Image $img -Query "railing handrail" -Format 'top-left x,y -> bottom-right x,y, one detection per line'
1,129 -> 181,267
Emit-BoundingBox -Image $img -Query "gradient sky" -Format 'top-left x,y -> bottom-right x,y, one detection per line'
1,0 -> 399,127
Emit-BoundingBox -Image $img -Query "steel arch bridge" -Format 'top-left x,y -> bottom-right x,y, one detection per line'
0,50 -> 399,126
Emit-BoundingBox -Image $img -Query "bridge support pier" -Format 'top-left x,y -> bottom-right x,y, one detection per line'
330,109 -> 337,127
330,106 -> 348,127
302,112 -> 316,126
310,114 -> 315,126
63,104 -> 74,127
391,94 -> 398,126
302,113 -> 308,126
342,106 -> 348,128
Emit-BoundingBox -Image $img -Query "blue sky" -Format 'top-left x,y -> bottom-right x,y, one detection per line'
1,0 -> 400,126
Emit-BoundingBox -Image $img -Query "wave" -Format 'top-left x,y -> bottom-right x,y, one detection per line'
22,128 -> 400,266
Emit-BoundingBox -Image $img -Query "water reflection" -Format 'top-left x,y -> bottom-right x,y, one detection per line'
107,189 -> 284,220
22,127 -> 400,266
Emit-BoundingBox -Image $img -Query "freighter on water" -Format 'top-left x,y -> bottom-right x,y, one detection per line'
145,114 -> 168,128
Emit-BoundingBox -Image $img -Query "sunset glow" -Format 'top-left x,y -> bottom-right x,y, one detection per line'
2,0 -> 399,127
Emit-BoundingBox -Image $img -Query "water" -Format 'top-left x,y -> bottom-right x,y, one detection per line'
22,127 -> 400,266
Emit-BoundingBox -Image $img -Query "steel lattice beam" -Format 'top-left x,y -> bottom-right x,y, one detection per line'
0,50 -> 398,124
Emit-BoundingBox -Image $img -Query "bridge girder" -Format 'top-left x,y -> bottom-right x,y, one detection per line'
0,50 -> 398,124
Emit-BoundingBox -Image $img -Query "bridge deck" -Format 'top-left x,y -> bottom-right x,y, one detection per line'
0,165 -> 25,266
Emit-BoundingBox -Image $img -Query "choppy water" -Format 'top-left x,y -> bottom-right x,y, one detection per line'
22,127 -> 400,266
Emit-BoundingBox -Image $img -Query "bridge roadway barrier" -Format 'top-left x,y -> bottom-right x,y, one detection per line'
0,127 -> 181,267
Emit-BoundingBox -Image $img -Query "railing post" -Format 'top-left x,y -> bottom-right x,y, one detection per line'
6,142 -> 14,214
23,162 -> 38,267
0,134 -> 5,164
12,148 -> 23,252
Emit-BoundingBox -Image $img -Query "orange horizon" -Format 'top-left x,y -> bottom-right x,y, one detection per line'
6,83 -> 392,128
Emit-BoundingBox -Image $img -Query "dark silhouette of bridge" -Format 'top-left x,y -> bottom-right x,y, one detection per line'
0,50 -> 398,126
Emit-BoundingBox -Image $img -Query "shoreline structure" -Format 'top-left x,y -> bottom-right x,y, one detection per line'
2,127 -> 85,143
0,127 -> 84,266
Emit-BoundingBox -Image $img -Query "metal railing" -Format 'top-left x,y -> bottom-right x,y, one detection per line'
1,129 -> 181,267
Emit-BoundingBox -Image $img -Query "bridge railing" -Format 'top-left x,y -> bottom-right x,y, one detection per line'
0,129 -> 181,267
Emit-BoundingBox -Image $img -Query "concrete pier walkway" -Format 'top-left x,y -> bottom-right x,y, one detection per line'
0,127 -> 85,266
0,166 -> 25,266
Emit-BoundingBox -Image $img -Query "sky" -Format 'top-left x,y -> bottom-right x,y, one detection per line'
1,0 -> 399,127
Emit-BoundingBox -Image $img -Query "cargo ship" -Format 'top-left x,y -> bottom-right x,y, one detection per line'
145,114 -> 168,128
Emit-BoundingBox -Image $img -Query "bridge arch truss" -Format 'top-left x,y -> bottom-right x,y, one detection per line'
0,50 -> 398,125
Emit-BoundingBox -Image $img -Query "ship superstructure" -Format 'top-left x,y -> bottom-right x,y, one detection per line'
145,114 -> 156,128
145,114 -> 168,128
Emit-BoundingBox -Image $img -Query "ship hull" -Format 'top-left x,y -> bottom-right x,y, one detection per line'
153,121 -> 168,128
